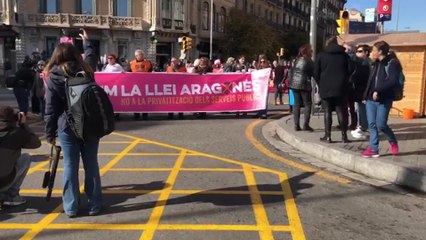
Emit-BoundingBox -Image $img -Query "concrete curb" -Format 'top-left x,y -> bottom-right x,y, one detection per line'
269,115 -> 426,193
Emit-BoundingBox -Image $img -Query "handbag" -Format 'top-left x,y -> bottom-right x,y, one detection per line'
314,84 -> 321,105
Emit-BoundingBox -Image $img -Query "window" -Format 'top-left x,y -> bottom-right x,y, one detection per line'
113,0 -> 129,17
202,1 -> 209,30
45,37 -> 58,57
40,0 -> 58,13
77,0 -> 93,14
218,7 -> 226,33
174,0 -> 184,20
162,0 -> 172,19
117,40 -> 128,59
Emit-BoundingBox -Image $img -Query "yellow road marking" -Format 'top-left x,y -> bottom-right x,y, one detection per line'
140,150 -> 186,240
98,153 -> 197,156
243,165 -> 274,240
12,132 -> 306,239
19,139 -> 141,240
246,120 -> 351,184
0,223 -> 292,232
19,189 -> 285,196
27,161 -> 49,175
280,174 -> 306,240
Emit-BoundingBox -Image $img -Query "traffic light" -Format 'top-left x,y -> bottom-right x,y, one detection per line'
186,37 -> 192,50
150,35 -> 158,44
336,10 -> 350,35
181,36 -> 187,52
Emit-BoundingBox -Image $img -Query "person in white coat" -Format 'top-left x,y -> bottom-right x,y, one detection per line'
102,54 -> 124,120
102,54 -> 124,73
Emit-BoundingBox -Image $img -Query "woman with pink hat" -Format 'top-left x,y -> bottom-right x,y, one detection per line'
212,59 -> 223,73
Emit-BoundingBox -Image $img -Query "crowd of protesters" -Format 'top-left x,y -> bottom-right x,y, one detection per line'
1,28 -> 404,217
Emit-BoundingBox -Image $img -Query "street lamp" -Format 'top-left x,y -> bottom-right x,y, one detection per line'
210,0 -> 213,60
310,0 -> 317,58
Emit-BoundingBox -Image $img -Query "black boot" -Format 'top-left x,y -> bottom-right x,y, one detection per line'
320,100 -> 332,143
320,134 -> 332,143
342,131 -> 350,143
302,124 -> 314,132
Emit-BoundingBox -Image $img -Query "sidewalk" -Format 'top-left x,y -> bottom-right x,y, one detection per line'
268,113 -> 426,192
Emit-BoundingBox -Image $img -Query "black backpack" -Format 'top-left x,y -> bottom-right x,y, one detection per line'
65,71 -> 115,142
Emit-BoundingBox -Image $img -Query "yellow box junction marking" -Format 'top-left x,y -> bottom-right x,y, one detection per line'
1,131 -> 307,240
18,139 -> 141,240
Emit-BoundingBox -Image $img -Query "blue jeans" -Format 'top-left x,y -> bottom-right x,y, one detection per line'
0,154 -> 31,199
13,88 -> 30,114
59,127 -> 102,215
356,101 -> 368,131
366,100 -> 397,152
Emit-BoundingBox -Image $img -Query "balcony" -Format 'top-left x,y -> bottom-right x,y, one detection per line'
24,13 -> 144,31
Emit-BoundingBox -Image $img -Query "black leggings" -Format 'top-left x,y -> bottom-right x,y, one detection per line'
322,96 -> 348,135
292,89 -> 312,127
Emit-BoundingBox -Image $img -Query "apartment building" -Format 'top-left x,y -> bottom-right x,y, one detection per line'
0,0 -> 235,71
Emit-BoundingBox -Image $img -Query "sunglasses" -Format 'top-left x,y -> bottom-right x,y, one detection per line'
356,50 -> 364,53
108,57 -> 114,60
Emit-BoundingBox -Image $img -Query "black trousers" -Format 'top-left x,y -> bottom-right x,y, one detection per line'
322,96 -> 347,137
292,89 -> 312,127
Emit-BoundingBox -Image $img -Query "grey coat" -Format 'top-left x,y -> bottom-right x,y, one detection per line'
288,57 -> 314,91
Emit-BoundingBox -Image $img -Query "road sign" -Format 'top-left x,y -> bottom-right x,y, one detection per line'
377,0 -> 392,21
378,13 -> 391,21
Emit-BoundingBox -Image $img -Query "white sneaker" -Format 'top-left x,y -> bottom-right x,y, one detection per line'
351,127 -> 362,139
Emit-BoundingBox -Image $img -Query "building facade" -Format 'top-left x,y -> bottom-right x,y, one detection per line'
0,0 -> 345,73
0,0 -> 236,71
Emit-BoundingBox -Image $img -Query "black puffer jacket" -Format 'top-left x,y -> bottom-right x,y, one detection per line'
288,57 -> 314,91
314,43 -> 355,99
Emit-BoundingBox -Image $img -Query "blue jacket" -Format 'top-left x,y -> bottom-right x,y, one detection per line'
364,55 -> 402,102
44,40 -> 98,143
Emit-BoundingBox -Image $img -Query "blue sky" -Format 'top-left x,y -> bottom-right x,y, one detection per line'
345,0 -> 426,32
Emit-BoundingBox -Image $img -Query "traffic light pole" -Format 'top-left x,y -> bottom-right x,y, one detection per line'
309,0 -> 317,58
309,0 -> 317,115
209,0 -> 213,60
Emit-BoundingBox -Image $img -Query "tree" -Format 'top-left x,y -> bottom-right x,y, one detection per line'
219,8 -> 282,61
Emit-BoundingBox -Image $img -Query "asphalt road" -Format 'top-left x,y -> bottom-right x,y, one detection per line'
0,92 -> 425,240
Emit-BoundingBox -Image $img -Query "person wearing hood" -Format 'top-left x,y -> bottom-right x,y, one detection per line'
44,32 -> 103,218
0,106 -> 41,207
314,36 -> 355,143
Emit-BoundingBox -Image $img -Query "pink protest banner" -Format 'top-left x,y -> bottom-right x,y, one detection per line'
94,68 -> 271,113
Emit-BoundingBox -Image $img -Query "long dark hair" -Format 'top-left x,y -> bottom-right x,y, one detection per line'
44,43 -> 93,77
374,41 -> 402,69
297,44 -> 312,60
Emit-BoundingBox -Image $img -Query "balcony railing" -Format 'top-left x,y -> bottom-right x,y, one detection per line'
25,13 -> 144,30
